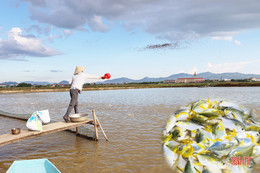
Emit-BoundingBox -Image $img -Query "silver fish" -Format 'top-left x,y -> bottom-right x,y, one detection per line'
163,143 -> 178,167
228,144 -> 255,159
191,99 -> 209,113
236,131 -> 260,145
184,158 -> 196,173
199,108 -> 222,118
175,155 -> 187,173
219,100 -> 243,111
208,141 -> 235,156
176,121 -> 204,131
171,127 -> 188,141
197,154 -> 226,169
202,166 -> 222,173
196,129 -> 215,143
191,142 -> 205,154
224,108 -> 245,123
212,122 -> 227,140
165,115 -> 177,134
221,117 -> 245,132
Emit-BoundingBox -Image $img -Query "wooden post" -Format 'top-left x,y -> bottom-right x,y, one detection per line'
76,127 -> 79,135
92,110 -> 99,140
96,117 -> 109,141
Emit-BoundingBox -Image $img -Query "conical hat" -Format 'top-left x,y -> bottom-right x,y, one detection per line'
74,66 -> 86,74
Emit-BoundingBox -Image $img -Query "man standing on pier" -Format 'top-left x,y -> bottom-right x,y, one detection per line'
63,66 -> 105,123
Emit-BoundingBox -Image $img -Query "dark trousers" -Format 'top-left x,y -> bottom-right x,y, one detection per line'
64,89 -> 79,118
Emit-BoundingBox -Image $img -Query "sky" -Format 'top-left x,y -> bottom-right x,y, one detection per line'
0,0 -> 260,83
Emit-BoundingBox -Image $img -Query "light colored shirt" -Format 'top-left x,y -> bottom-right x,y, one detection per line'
70,72 -> 101,90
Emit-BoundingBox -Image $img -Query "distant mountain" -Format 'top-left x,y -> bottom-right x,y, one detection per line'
197,72 -> 260,80
0,81 -> 18,85
168,73 -> 194,79
102,77 -> 136,84
22,81 -> 52,85
21,80 -> 70,85
134,77 -> 167,83
58,80 -> 69,85
103,72 -> 260,84
1,72 -> 259,85
1,81 -> 69,86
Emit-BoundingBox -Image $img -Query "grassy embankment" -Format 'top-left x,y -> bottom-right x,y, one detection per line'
0,81 -> 259,94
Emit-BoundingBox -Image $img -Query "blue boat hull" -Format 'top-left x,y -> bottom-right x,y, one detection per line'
7,159 -> 61,173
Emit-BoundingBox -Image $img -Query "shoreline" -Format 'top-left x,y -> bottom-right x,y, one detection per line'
0,82 -> 260,94
0,87 -> 142,94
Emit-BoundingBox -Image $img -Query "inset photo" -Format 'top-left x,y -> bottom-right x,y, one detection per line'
162,99 -> 260,173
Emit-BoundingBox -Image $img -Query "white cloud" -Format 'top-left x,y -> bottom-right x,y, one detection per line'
211,36 -> 242,46
25,24 -> 53,36
48,34 -> 54,41
0,27 -> 61,60
178,67 -> 198,74
211,36 -> 233,42
20,0 -> 260,41
206,61 -> 252,73
64,29 -> 72,36
89,15 -> 109,32
189,66 -> 198,74
234,40 -> 241,45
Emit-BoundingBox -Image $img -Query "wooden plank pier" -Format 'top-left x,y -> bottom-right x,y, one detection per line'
0,119 -> 93,147
0,110 -> 109,147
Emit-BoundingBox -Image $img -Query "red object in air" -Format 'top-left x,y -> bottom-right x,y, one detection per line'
104,73 -> 111,79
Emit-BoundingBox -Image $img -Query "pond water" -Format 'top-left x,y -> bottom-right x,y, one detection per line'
0,87 -> 259,172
